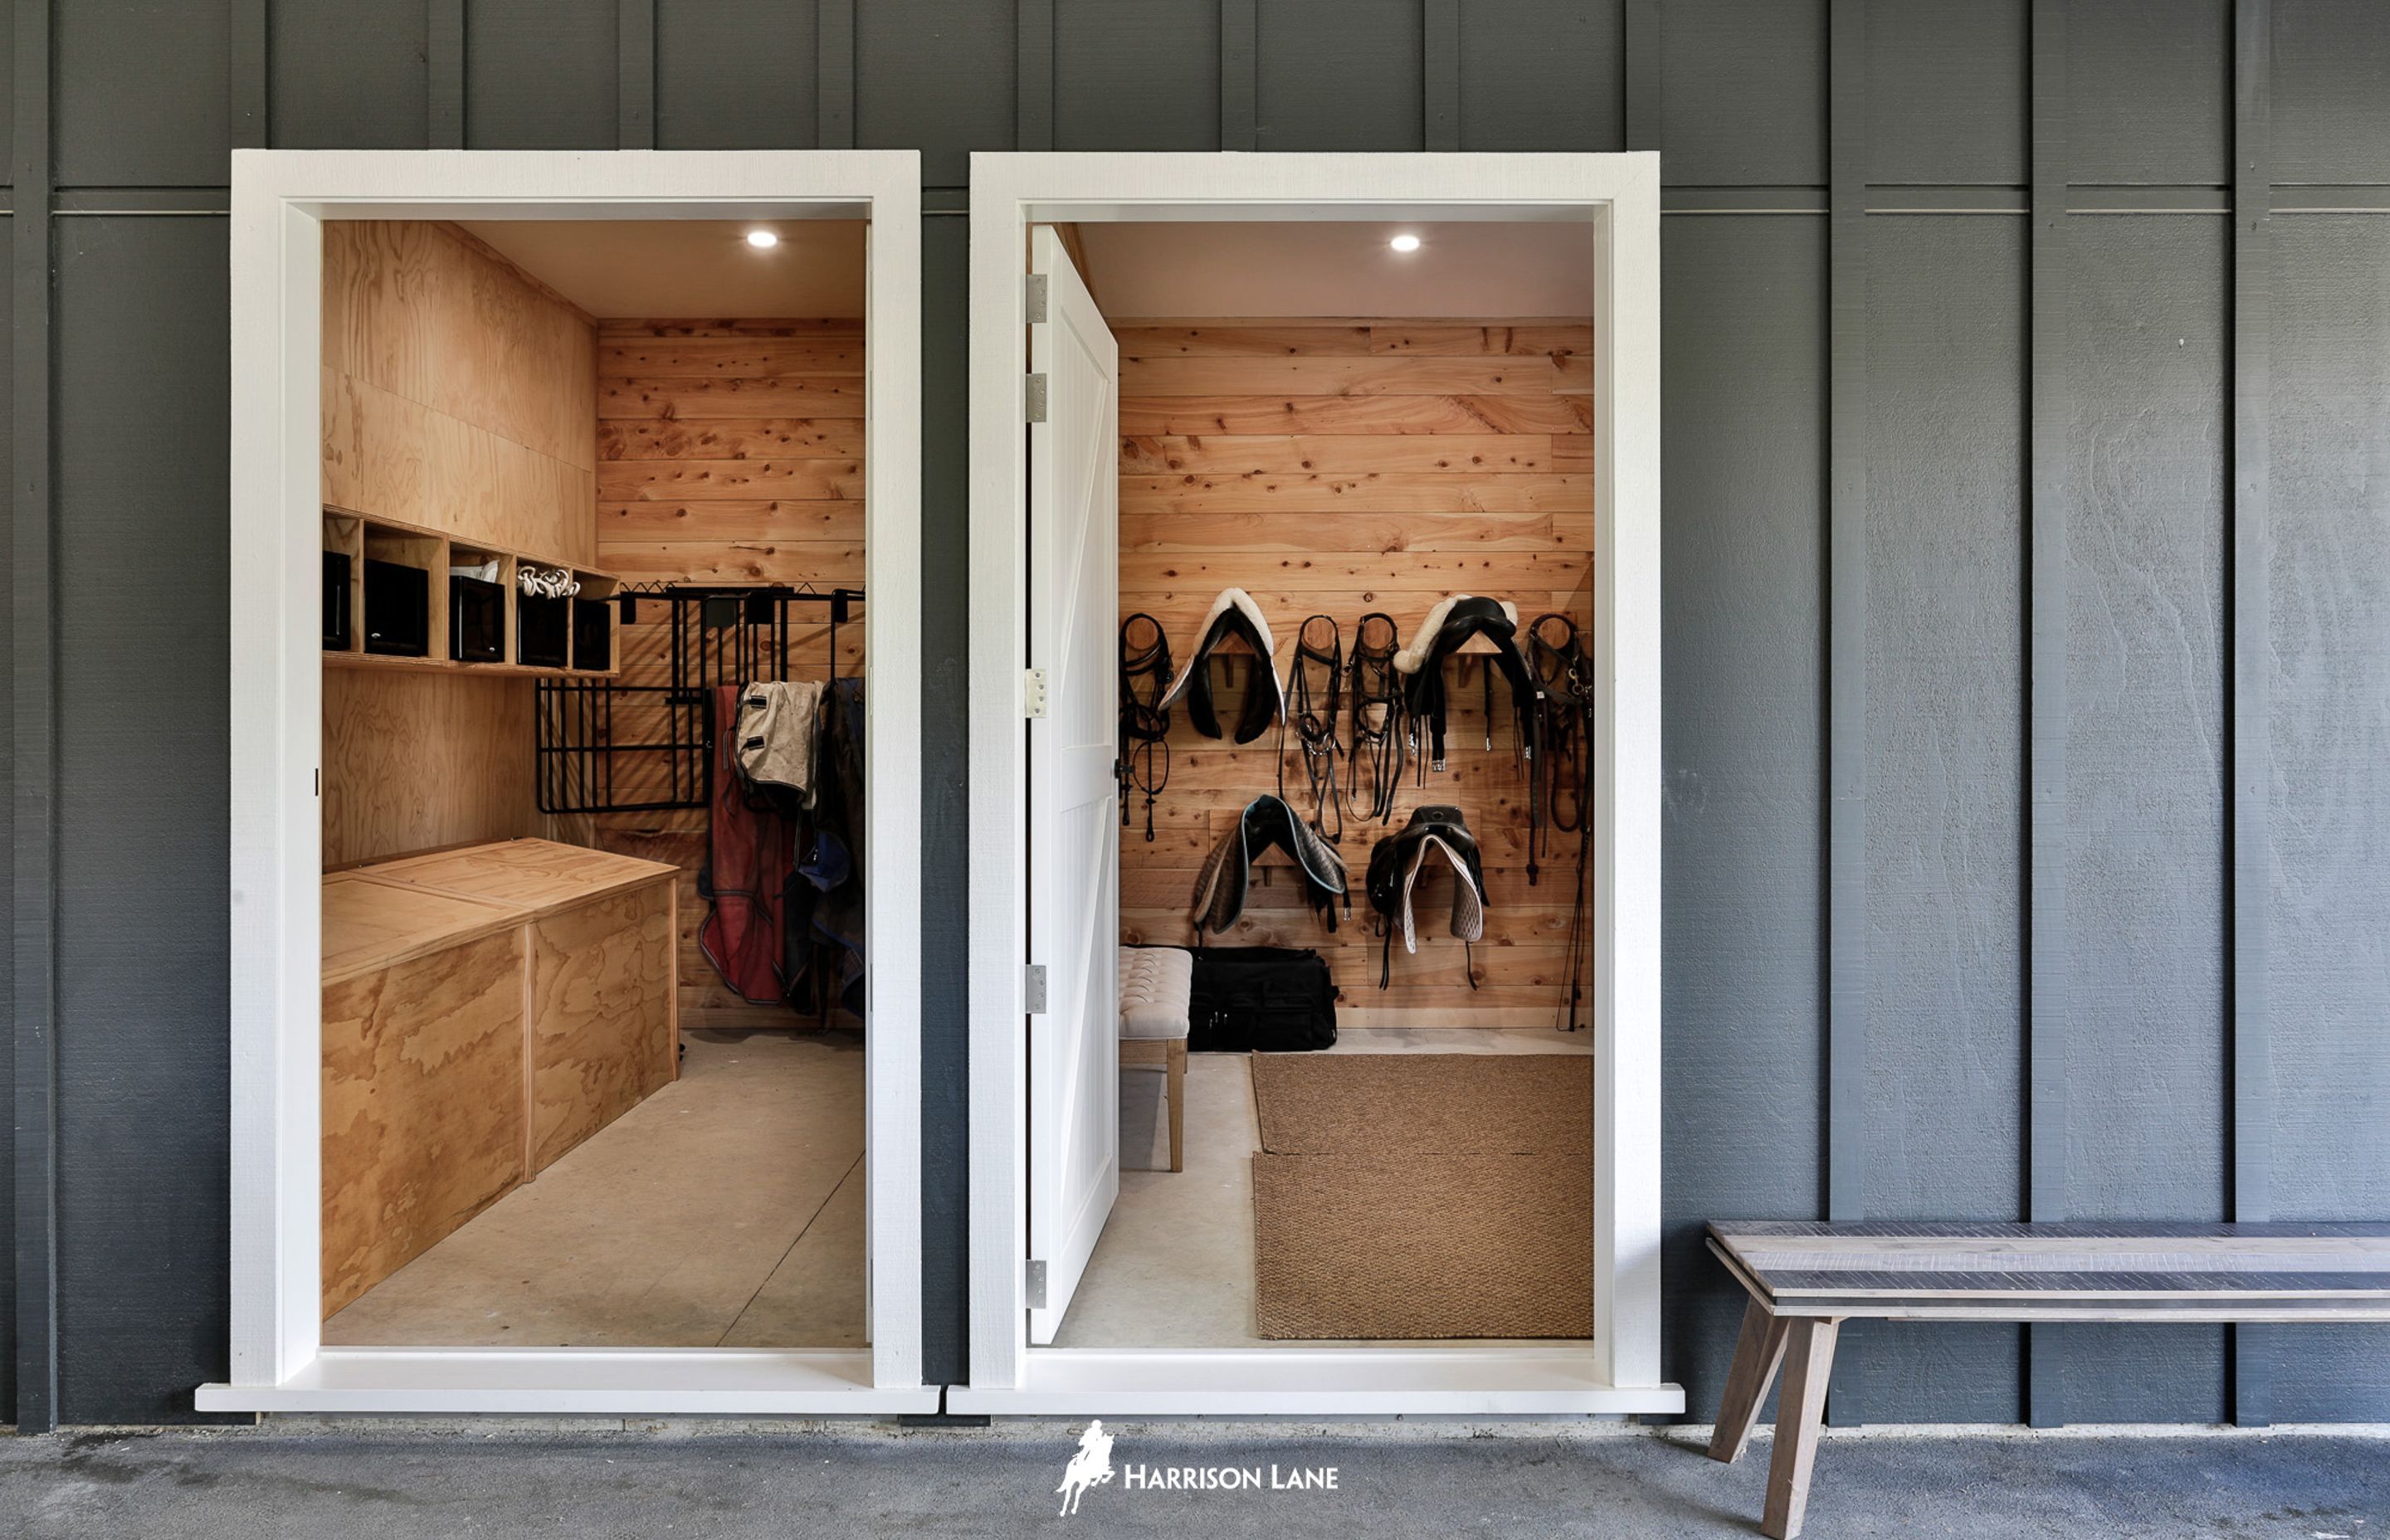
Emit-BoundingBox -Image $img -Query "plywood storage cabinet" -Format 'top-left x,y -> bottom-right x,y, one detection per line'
319,839 -> 679,1316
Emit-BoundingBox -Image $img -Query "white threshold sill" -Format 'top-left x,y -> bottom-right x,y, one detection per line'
948,1348 -> 1687,1417
196,1348 -> 939,1416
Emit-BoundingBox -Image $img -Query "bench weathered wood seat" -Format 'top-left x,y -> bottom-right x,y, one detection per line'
1705,1220 -> 2390,1540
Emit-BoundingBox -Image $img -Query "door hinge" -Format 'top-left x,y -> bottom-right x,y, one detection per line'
1024,1258 -> 1049,1310
1024,272 -> 1050,324
1024,963 -> 1048,1015
1022,666 -> 1048,718
1025,373 -> 1048,422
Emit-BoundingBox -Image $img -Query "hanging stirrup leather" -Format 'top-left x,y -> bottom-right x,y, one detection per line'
1118,612 -> 1174,842
1277,614 -> 1344,844
1345,611 -> 1406,825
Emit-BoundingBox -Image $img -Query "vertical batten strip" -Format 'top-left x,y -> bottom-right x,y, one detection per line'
817,0 -> 856,149
1017,0 -> 1055,151
230,0 -> 267,149
12,0 -> 56,1435
428,0 -> 466,148
2229,0 -> 2274,1430
1423,0 -> 1460,152
1623,0 -> 1661,151
1824,0 -> 1870,1427
2025,0 -> 2071,1431
1220,0 -> 1258,151
617,0 -> 656,149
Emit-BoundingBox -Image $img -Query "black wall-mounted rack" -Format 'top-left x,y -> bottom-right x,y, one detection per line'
534,582 -> 864,816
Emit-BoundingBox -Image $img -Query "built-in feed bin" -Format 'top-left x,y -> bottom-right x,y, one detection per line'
319,839 -> 679,1319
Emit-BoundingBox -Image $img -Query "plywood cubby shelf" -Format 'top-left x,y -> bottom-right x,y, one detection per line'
323,505 -> 620,679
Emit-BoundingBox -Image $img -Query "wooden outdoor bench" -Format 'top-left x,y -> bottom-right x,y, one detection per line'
1704,1219 -> 2390,1539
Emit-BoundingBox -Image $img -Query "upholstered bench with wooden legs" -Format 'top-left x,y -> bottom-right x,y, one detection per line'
1118,945 -> 1193,1172
1705,1220 -> 2390,1540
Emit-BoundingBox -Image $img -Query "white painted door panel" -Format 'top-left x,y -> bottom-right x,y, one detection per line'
1026,227 -> 1120,1345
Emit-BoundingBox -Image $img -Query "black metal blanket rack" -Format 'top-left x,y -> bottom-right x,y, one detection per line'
534,582 -> 862,816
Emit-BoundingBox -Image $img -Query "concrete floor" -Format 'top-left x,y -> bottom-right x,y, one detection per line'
1056,1026 -> 1594,1349
3,1424 -> 2382,1538
324,1031 -> 865,1348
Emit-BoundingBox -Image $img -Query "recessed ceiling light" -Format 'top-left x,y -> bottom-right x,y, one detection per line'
745,229 -> 780,250
1389,233 -> 1422,253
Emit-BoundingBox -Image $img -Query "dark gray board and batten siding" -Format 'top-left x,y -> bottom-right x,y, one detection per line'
7,0 -> 2388,1429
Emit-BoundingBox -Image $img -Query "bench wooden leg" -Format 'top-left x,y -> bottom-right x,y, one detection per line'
1760,1318 -> 1839,1540
1708,1295 -> 1792,1464
1165,1040 -> 1186,1172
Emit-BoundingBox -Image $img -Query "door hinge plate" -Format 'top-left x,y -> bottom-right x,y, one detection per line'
1024,272 -> 1050,324
1023,666 -> 1048,718
1025,1258 -> 1048,1310
1024,963 -> 1048,1015
1025,373 -> 1048,422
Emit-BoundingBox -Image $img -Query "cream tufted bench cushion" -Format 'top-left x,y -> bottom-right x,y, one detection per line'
1119,945 -> 1193,1040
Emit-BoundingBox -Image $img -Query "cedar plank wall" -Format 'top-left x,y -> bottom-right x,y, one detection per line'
1117,319 -> 1593,1028
592,319 -> 866,1023
319,222 -> 599,869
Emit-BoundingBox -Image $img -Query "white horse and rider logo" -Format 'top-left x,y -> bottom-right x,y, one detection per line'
1056,1420 -> 1115,1515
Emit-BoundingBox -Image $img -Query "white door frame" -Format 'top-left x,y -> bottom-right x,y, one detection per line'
210,149 -> 933,1415
961,152 -> 1673,1415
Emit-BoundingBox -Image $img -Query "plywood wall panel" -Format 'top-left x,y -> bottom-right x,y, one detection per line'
1119,319 -> 1593,1029
320,219 -> 598,563
323,670 -> 542,868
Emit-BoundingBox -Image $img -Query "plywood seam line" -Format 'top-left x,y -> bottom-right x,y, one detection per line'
1824,0 -> 1870,1430
2025,0 -> 2071,1433
429,0 -> 466,149
617,0 -> 656,150
2229,0 -> 2274,1433
11,0 -> 56,1435
817,0 -> 856,150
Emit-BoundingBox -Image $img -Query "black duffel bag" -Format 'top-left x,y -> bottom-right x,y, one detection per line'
1187,946 -> 1338,1053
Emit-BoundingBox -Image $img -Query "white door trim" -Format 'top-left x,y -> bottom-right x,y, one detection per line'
967,151 -> 1666,1406
217,149 -> 926,1413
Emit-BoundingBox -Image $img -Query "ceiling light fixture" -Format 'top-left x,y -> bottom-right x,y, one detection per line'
745,229 -> 781,249
1389,233 -> 1422,253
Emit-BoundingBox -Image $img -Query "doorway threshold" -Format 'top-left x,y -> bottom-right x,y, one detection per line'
197,1348 -> 939,1416
947,1348 -> 1685,1416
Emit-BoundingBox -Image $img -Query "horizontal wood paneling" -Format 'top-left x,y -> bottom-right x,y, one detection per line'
592,315 -> 867,1022
1119,319 -> 1593,1029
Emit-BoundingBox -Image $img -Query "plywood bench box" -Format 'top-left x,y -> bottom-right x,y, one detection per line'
1704,1220 -> 2390,1540
320,840 -> 680,1316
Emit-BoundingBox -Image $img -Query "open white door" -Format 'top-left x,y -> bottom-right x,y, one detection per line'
1025,227 -> 1121,1344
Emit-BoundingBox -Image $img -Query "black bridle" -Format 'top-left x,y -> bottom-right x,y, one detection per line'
1277,614 -> 1345,844
1118,612 -> 1173,842
1345,612 -> 1406,825
1528,612 -> 1598,1032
